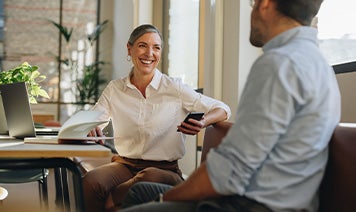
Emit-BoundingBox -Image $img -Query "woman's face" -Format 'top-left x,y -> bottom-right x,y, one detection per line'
127,32 -> 162,75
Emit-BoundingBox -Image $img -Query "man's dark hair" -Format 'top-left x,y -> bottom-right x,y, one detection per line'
274,0 -> 323,26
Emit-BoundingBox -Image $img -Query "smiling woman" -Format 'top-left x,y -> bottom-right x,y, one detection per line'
127,25 -> 163,97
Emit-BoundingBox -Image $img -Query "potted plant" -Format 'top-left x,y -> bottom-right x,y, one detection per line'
0,62 -> 50,201
48,19 -> 109,105
0,62 -> 49,104
0,62 -> 49,132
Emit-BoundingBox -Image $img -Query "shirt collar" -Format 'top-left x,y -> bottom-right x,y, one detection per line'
263,26 -> 318,52
150,69 -> 162,90
124,68 -> 162,91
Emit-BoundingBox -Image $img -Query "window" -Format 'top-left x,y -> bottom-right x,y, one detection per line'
1,0 -> 104,122
160,0 -> 201,174
317,0 -> 356,123
317,0 -> 356,66
163,0 -> 200,89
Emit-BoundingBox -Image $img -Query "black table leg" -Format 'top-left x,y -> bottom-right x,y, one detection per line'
0,158 -> 85,211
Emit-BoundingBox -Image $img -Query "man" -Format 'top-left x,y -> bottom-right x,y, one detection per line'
120,0 -> 340,211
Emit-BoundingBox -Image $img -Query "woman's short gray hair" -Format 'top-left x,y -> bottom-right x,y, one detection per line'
127,24 -> 163,48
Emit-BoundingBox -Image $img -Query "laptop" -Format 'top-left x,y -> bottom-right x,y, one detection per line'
0,82 -> 59,139
0,100 -> 9,135
0,82 -> 112,144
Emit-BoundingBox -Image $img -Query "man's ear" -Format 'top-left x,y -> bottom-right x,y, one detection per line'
257,0 -> 276,19
257,0 -> 273,11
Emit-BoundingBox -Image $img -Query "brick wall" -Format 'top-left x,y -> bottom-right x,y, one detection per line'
1,0 -> 102,122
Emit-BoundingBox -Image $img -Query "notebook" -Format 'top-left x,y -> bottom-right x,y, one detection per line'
23,110 -> 110,144
0,82 -> 110,143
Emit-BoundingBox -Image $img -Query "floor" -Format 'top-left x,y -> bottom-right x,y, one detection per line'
0,169 -> 77,212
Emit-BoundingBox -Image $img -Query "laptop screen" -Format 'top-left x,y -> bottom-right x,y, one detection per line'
0,97 -> 8,135
0,82 -> 36,138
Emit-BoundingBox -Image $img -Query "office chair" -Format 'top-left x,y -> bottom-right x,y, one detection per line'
0,168 -> 49,206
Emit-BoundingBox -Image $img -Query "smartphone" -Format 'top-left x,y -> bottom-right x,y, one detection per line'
183,112 -> 205,123
178,112 -> 204,132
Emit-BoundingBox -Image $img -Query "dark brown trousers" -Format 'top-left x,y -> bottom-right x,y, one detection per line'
82,156 -> 184,212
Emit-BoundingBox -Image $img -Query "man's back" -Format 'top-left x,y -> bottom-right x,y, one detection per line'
207,26 -> 340,211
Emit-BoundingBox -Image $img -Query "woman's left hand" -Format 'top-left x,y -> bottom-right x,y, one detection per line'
177,118 -> 205,135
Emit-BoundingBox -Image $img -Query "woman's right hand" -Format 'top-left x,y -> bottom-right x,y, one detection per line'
87,126 -> 105,145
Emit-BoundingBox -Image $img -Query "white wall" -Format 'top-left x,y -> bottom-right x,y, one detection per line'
222,1 -> 261,121
107,0 -> 155,79
221,1 -> 239,120
99,0 -> 114,82
111,0 -> 135,79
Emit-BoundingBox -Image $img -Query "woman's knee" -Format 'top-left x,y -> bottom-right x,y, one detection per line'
83,163 -> 131,193
83,170 -> 106,194
134,167 -> 182,185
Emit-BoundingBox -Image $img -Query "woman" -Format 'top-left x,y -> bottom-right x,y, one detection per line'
83,24 -> 231,211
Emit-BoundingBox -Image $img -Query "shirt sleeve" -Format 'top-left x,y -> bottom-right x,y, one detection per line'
206,54 -> 302,195
91,81 -> 114,124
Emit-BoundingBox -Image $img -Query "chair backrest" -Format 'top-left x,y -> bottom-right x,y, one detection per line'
318,124 -> 356,211
201,121 -> 233,163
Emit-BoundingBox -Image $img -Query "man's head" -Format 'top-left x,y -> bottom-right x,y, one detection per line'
249,0 -> 323,47
273,0 -> 323,26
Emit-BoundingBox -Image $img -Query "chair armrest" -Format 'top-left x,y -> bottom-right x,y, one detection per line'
200,121 -> 233,163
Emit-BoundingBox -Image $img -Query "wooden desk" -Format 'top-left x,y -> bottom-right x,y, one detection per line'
0,139 -> 111,211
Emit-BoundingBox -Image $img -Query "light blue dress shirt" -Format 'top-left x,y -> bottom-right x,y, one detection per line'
206,26 -> 341,211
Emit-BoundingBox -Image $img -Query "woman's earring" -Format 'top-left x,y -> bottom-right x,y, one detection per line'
127,55 -> 131,61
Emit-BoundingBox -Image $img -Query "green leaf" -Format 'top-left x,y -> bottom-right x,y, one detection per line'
46,19 -> 73,43
29,96 -> 37,104
38,89 -> 50,98
30,70 -> 40,80
0,62 -> 50,104
87,20 -> 109,45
